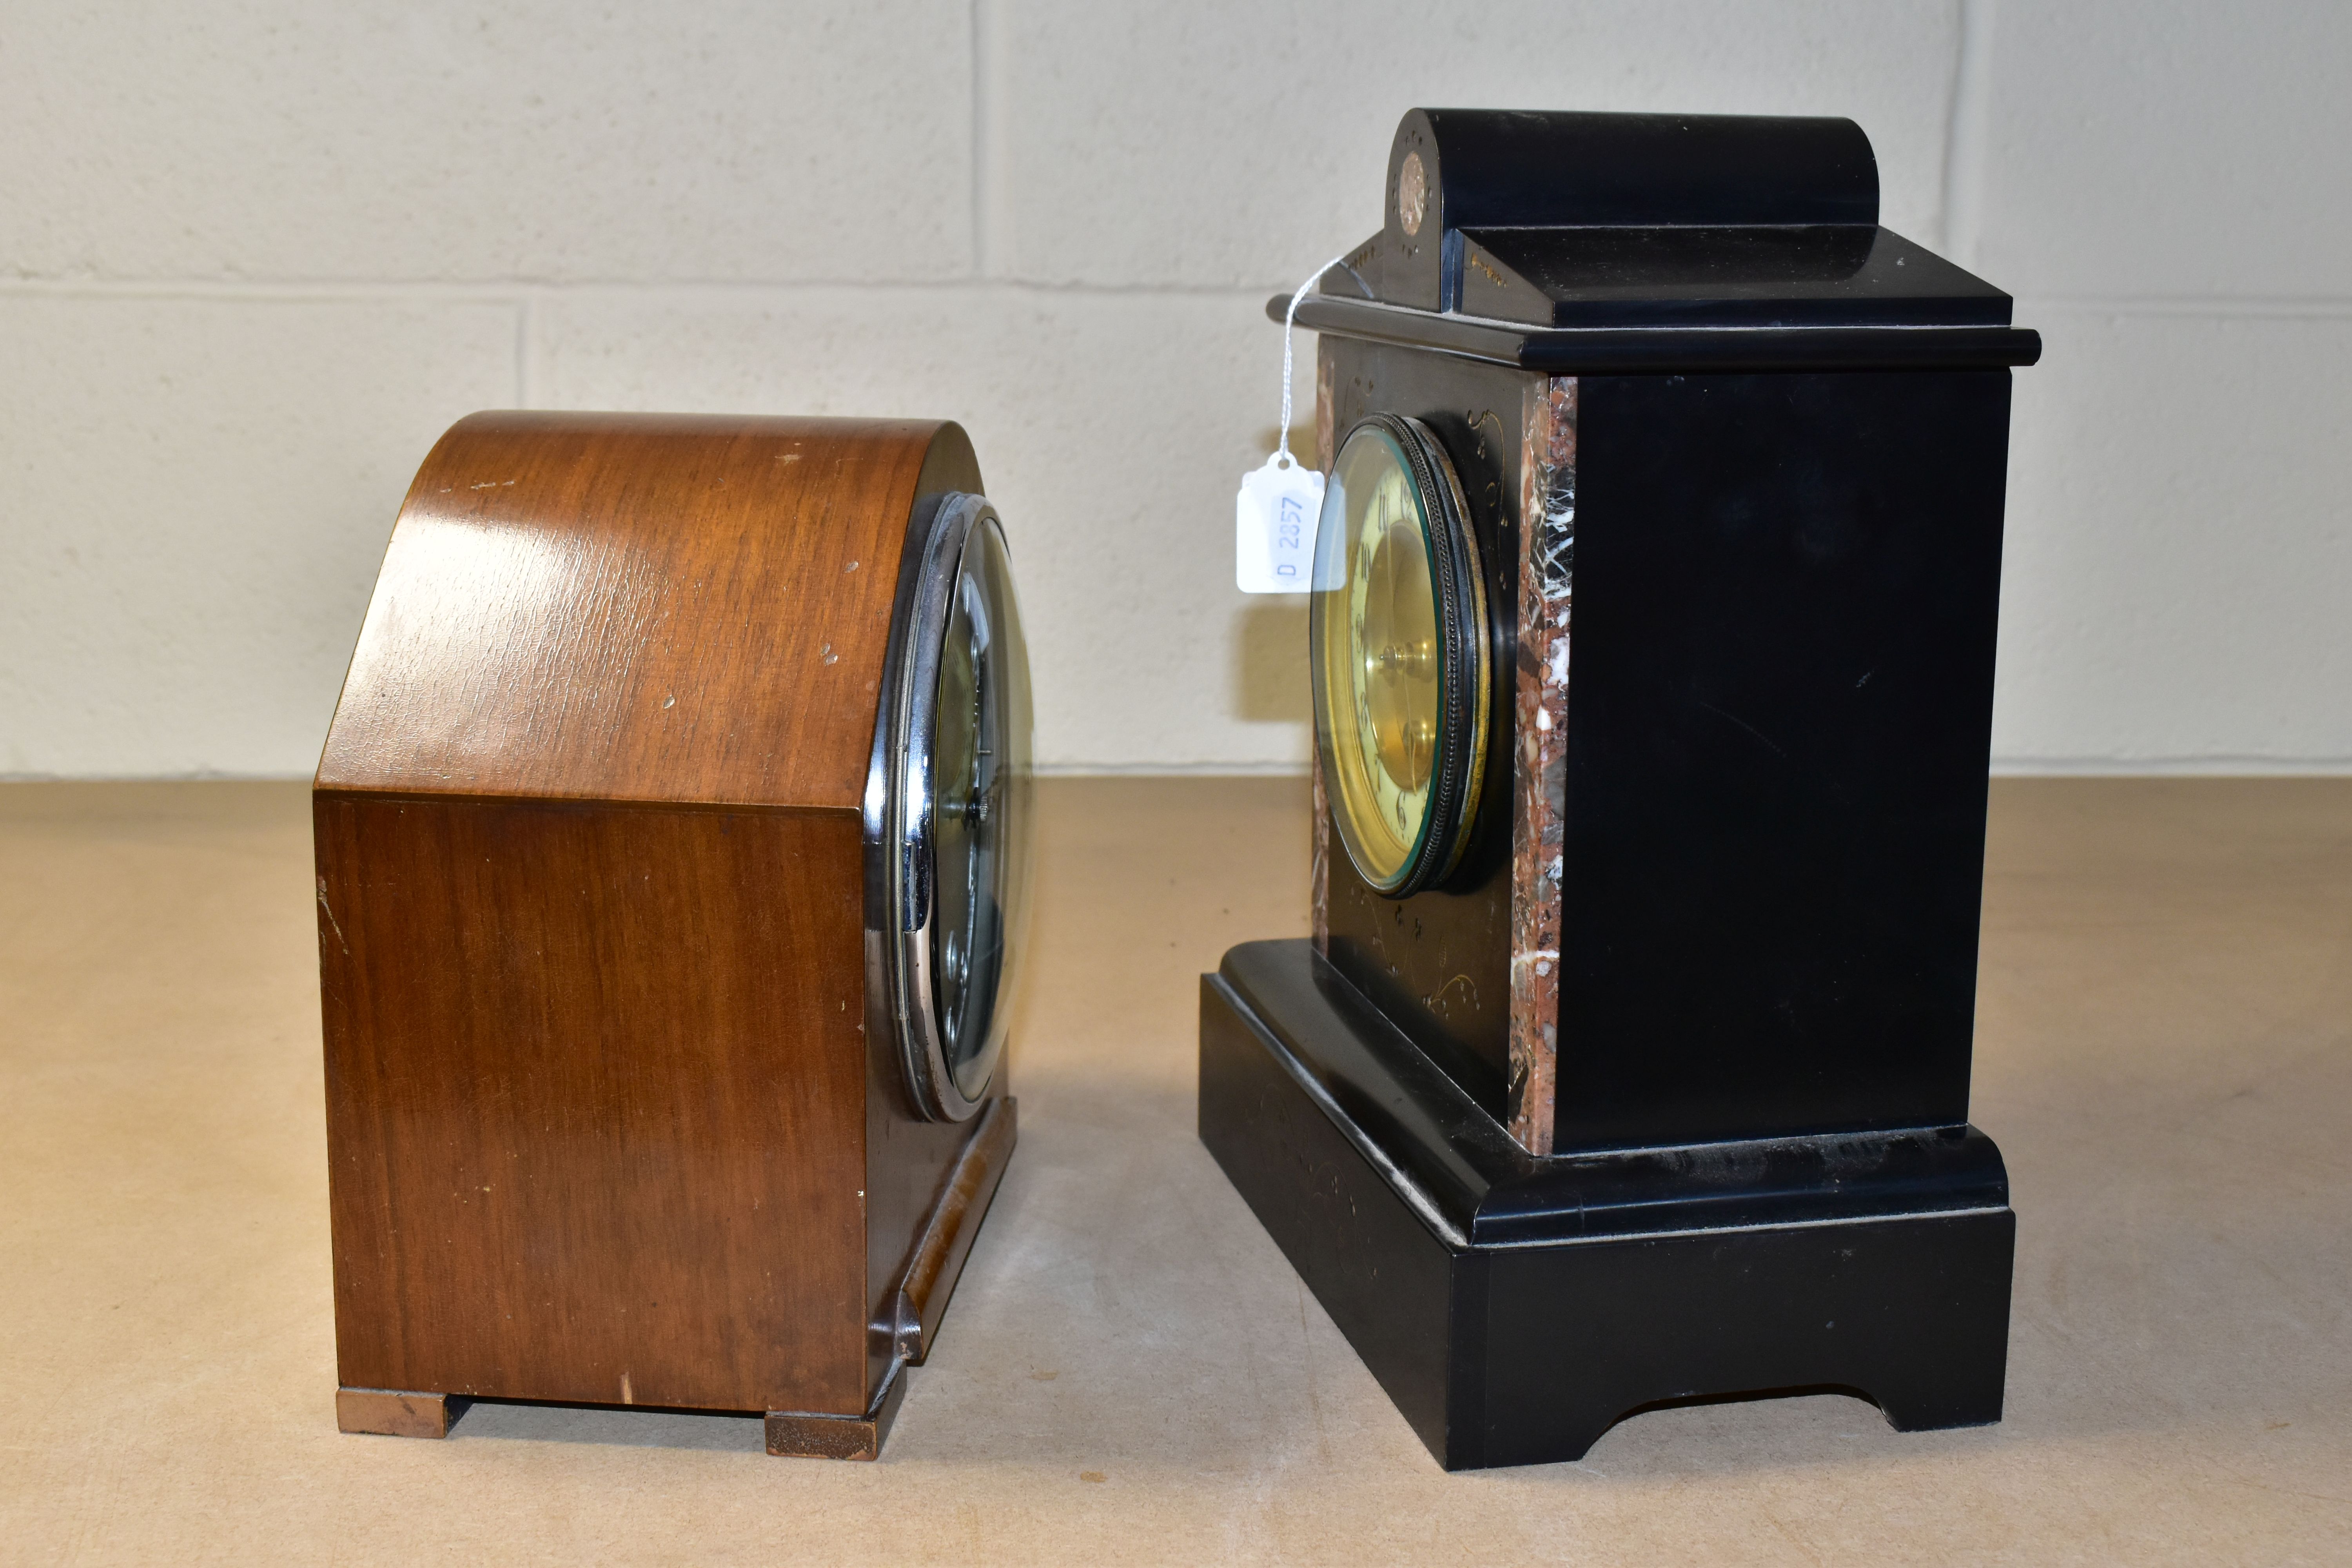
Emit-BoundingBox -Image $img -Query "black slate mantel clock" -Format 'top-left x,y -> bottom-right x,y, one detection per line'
1199,108 -> 2038,1471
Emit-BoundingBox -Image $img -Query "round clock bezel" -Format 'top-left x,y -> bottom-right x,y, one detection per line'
870,492 -> 1033,1123
1309,414 -> 1491,900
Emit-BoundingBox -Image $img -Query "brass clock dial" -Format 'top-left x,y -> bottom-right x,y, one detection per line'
1310,415 -> 1488,897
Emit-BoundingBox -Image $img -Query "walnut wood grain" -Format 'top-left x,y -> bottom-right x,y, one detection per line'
317,412 -> 1010,1439
318,412 -> 981,811
875,1096 -> 1017,1363
319,795 -> 871,1414
766,1367 -> 907,1461
861,939 -> 993,1396
336,1388 -> 452,1439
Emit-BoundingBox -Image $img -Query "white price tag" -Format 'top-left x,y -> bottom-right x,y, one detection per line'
1236,248 -> 1354,595
1235,454 -> 1323,593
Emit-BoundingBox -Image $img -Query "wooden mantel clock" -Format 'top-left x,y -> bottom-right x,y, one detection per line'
1200,109 -> 2040,1470
316,412 -> 1031,1459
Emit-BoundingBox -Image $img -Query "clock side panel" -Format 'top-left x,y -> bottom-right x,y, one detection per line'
1556,369 -> 2010,1149
317,794 -> 873,1416
1316,339 -> 1535,1119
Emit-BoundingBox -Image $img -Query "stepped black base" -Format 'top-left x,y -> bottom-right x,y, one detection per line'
1198,939 -> 2014,1471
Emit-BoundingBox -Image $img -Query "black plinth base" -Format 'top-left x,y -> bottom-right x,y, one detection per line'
1198,939 -> 2014,1471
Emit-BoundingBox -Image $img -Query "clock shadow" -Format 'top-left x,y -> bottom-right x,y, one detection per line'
441,1397 -> 768,1452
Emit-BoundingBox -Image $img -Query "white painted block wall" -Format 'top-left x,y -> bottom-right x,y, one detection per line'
1,0 -> 2344,775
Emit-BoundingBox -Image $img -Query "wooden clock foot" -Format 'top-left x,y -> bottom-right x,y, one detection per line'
766,1362 -> 909,1461
336,1387 -> 455,1439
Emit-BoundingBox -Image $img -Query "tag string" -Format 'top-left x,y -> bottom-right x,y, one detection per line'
1278,252 -> 1354,470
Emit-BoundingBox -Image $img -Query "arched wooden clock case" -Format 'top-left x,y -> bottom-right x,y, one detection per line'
1199,109 -> 2038,1470
316,412 -> 1029,1460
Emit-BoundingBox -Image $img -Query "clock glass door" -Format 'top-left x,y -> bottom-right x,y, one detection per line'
927,515 -> 1031,1103
878,494 -> 1034,1122
1310,416 -> 1489,897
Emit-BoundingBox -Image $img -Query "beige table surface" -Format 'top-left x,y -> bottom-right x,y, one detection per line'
2,777 -> 2347,1566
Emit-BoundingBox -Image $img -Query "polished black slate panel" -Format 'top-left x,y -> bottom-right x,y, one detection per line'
1215,940 -> 2009,1247
1411,109 -> 1878,230
1317,342 -> 1529,1117
1557,370 -> 2011,1150
1381,109 -> 1878,314
1480,1210 -> 2014,1467
1198,968 -> 1465,1461
1459,225 -> 2011,330
1200,940 -> 2015,1470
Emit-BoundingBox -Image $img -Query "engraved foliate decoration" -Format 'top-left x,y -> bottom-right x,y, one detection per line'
1397,151 -> 1428,237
